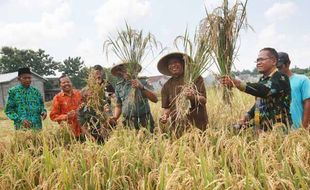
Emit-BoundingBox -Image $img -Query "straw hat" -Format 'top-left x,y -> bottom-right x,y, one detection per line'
111,62 -> 142,77
157,52 -> 191,76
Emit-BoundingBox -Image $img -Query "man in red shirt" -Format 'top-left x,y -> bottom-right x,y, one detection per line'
50,75 -> 82,137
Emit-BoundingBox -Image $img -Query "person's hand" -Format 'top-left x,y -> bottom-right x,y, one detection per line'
184,88 -> 195,100
103,104 -> 110,113
238,114 -> 250,126
22,120 -> 31,128
219,75 -> 235,88
131,79 -> 143,89
67,110 -> 76,119
108,117 -> 117,126
159,114 -> 169,124
41,112 -> 47,120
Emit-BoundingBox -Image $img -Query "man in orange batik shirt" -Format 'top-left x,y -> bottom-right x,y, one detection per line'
50,75 -> 82,138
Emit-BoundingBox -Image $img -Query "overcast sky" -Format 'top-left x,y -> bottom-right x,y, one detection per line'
0,0 -> 309,76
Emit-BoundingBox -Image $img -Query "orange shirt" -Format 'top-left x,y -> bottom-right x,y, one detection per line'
50,89 -> 82,136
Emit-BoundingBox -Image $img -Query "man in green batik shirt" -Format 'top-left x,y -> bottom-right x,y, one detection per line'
110,63 -> 158,133
220,47 -> 292,131
5,67 -> 47,130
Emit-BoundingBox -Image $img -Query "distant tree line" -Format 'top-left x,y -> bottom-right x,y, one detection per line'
0,46 -> 118,89
232,67 -> 310,78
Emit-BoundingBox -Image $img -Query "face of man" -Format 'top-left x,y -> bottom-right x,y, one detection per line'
256,50 -> 277,75
116,66 -> 130,80
59,77 -> 73,93
18,73 -> 32,87
167,58 -> 184,76
95,70 -> 103,83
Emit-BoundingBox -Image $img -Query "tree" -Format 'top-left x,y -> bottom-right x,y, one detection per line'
0,46 -> 60,76
59,57 -> 88,89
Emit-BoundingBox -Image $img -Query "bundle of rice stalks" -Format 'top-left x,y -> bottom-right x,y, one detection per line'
199,0 -> 251,104
173,29 -> 212,126
103,23 -> 160,79
83,69 -> 112,139
103,23 -> 162,110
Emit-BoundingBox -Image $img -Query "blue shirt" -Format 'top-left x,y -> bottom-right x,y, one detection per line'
289,74 -> 310,128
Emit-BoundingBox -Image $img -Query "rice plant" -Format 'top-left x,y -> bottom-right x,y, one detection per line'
82,69 -> 113,140
172,29 -> 212,126
199,0 -> 251,104
103,23 -> 162,105
0,90 -> 310,189
103,23 -> 161,79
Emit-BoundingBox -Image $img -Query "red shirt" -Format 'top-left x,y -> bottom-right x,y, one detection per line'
50,89 -> 82,136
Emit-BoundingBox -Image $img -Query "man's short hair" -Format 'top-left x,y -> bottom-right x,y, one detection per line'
93,65 -> 103,71
260,47 -> 279,62
18,67 -> 31,76
58,73 -> 69,83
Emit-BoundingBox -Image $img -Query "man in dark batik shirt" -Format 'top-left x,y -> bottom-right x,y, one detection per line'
5,67 -> 47,130
78,87 -> 113,144
220,47 -> 292,131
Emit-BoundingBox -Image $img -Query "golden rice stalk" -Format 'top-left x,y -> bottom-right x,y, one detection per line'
172,29 -> 212,127
85,69 -> 110,126
103,23 -> 162,110
103,23 -> 161,79
199,0 -> 251,104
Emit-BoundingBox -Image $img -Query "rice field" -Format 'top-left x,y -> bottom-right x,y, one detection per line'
0,88 -> 309,189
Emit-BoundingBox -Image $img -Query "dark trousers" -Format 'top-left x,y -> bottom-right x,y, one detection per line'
123,113 -> 155,133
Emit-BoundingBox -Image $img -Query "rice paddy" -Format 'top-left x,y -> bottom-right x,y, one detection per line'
0,88 -> 309,189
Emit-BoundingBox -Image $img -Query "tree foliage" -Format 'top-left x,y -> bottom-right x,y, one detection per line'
0,46 -> 60,76
59,57 -> 89,89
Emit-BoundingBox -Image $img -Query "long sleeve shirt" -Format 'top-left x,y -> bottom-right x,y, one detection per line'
245,70 -> 292,129
4,85 -> 46,129
115,78 -> 151,117
50,89 -> 82,136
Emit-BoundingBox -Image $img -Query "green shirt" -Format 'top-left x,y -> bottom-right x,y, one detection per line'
4,85 -> 46,129
245,70 -> 292,129
115,78 -> 151,117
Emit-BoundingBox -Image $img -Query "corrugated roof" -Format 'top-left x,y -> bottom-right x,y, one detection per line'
0,71 -> 47,84
0,72 -> 18,83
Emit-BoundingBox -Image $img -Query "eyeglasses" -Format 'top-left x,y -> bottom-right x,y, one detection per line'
254,57 -> 272,63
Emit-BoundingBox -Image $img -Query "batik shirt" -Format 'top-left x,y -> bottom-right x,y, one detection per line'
115,78 -> 151,118
50,89 -> 82,136
245,69 -> 292,129
5,85 -> 46,129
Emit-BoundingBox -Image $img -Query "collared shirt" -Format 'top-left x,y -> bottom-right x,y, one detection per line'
50,89 -> 82,136
115,78 -> 151,117
161,75 -> 208,130
5,85 -> 46,129
246,69 -> 292,129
